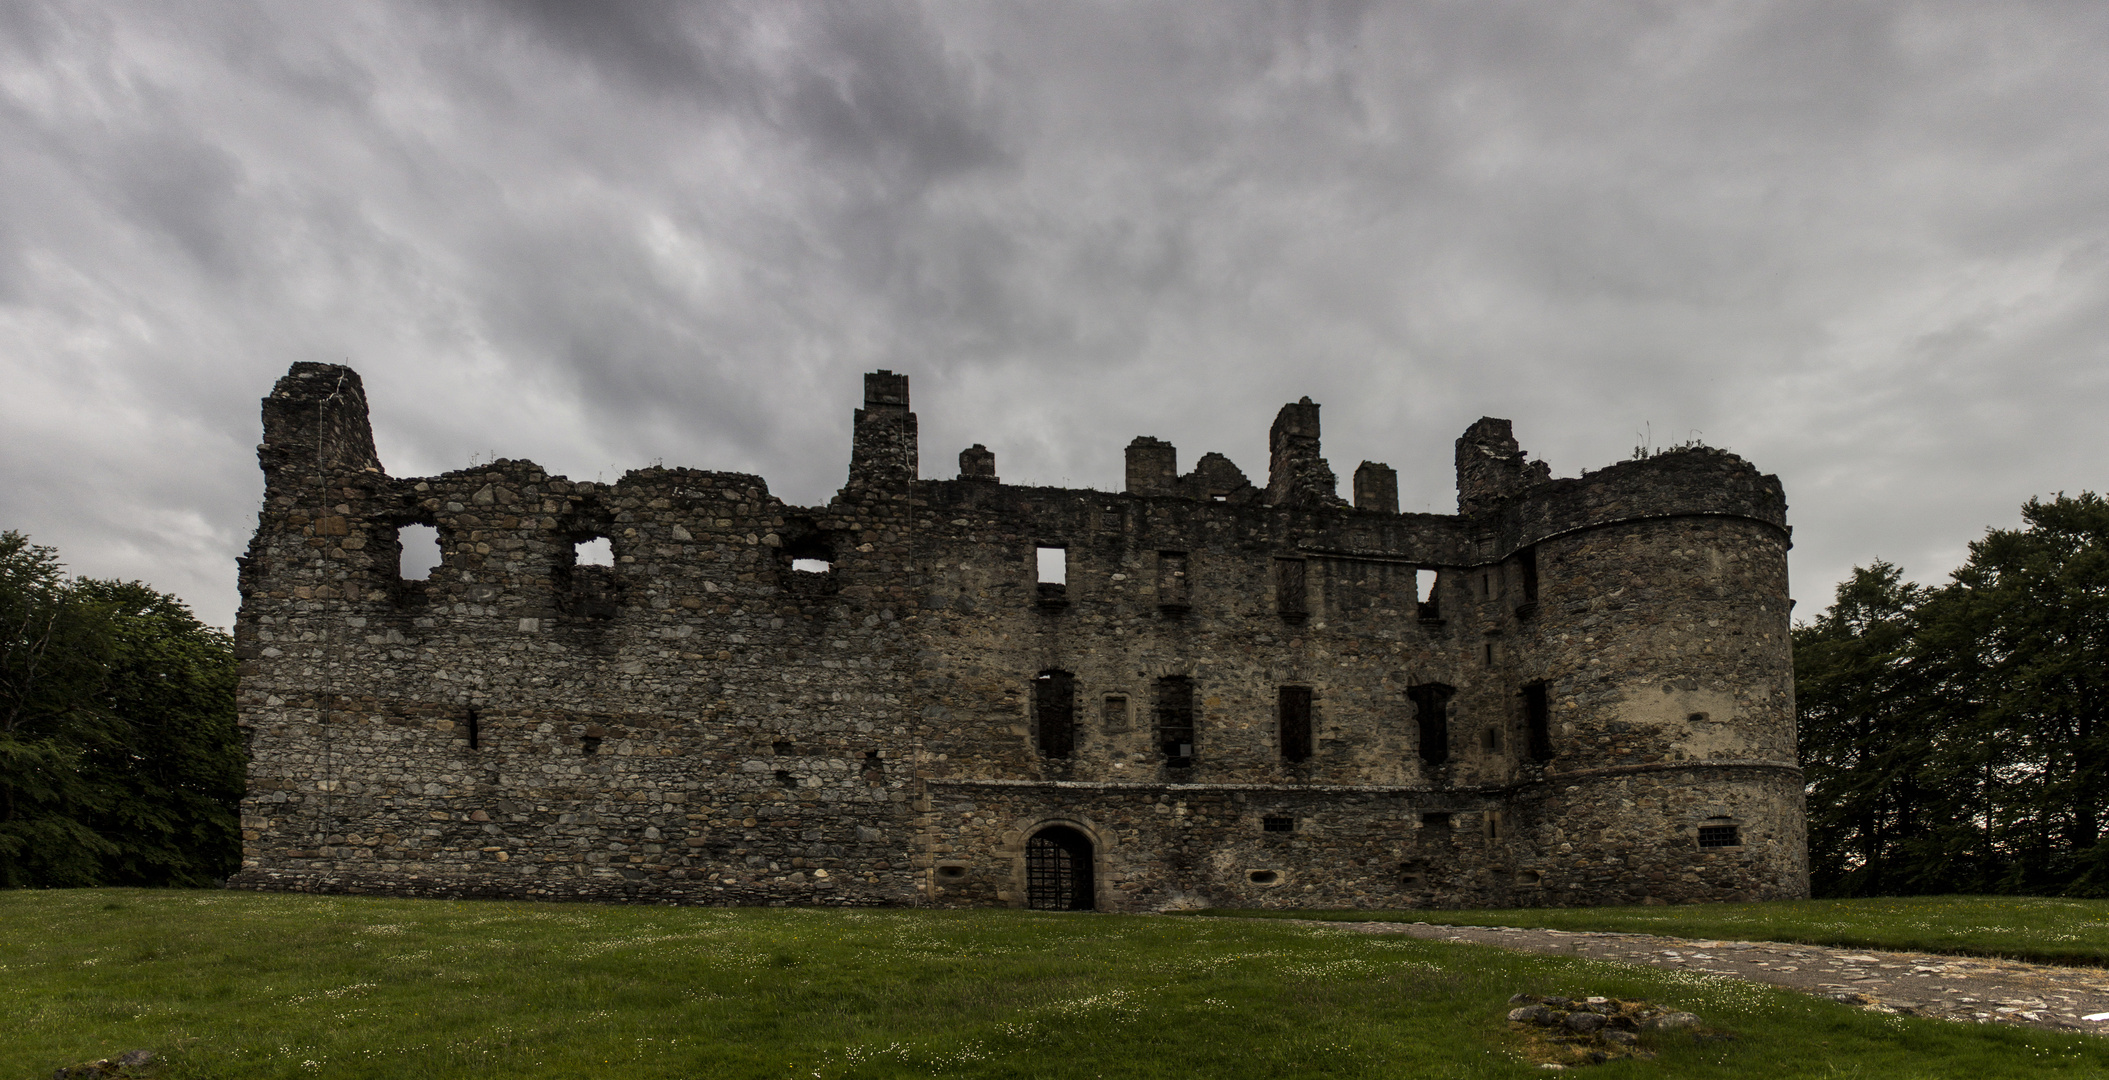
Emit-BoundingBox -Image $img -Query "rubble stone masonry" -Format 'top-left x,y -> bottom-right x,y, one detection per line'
229,363 -> 1807,910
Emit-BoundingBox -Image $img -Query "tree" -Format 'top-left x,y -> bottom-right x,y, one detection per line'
1796,494 -> 2109,897
0,531 -> 241,887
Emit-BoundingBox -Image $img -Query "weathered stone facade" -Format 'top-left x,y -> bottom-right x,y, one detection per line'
230,362 -> 1808,911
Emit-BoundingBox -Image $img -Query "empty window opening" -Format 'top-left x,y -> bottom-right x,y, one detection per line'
1519,547 -> 1539,605
775,769 -> 798,789
1688,711 -> 1710,724
1248,869 -> 1280,884
1157,551 -> 1190,609
1036,546 -> 1067,584
1262,816 -> 1296,833
561,533 -> 620,620
772,740 -> 795,755
574,536 -> 614,567
1279,686 -> 1313,763
1486,811 -> 1503,840
1025,825 -> 1095,910
1484,641 -> 1496,666
791,558 -> 831,574
398,523 -> 442,580
1156,676 -> 1195,767
1408,683 -> 1454,766
465,707 -> 480,750
1698,822 -> 1741,848
1275,558 -> 1307,619
1416,568 -> 1440,620
1517,869 -> 1543,886
936,864 -> 967,880
1523,682 -> 1554,761
1034,670 -> 1077,759
1421,811 -> 1453,830
1102,694 -> 1129,732
1401,873 -> 1424,887
581,735 -> 602,756
1482,727 -> 1502,753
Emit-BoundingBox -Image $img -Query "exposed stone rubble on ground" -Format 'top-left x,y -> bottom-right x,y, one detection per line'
50,1049 -> 155,1080
1335,919 -> 2109,1034
1503,993 -> 1722,1067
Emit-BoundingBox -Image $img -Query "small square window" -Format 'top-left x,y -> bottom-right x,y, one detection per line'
1262,816 -> 1295,833
1698,824 -> 1741,848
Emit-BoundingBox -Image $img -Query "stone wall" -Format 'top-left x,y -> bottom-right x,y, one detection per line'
230,362 -> 1807,910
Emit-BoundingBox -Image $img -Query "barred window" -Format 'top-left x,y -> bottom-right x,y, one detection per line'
1698,823 -> 1741,848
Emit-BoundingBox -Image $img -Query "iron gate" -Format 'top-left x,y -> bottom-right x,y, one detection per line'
1025,825 -> 1095,910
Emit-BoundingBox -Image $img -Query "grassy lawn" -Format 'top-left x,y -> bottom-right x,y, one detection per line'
1,890 -> 2104,1079
1200,896 -> 2109,966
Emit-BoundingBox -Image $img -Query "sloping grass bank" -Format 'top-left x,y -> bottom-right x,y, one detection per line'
1,890 -> 2104,1079
1199,896 -> 2109,966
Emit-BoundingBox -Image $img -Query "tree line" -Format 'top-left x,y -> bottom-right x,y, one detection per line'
1796,493 -> 2109,897
0,531 -> 243,887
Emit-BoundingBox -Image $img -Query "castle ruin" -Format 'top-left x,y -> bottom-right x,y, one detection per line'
230,363 -> 1808,910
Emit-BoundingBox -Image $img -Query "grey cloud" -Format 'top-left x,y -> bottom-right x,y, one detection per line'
5,0 -> 2109,628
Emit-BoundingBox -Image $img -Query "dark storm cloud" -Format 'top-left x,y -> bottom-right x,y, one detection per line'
4,0 -> 2109,628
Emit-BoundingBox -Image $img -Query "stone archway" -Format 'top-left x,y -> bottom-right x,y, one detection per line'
1025,825 -> 1095,911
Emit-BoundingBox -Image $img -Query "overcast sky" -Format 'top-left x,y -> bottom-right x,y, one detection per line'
5,1 -> 2107,630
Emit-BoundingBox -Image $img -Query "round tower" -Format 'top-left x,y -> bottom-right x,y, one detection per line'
1506,446 -> 1808,904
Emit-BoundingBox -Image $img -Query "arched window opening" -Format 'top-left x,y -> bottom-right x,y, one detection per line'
1034,670 -> 1076,758
1025,825 -> 1095,910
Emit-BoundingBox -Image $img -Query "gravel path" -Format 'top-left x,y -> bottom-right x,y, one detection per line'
1325,920 -> 2109,1033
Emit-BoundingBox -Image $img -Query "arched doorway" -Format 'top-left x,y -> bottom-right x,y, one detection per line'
1025,825 -> 1095,911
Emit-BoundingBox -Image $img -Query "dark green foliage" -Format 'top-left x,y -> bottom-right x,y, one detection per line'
1795,494 -> 2109,897
0,531 -> 242,888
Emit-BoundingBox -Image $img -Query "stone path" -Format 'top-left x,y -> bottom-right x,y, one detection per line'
1326,920 -> 2109,1034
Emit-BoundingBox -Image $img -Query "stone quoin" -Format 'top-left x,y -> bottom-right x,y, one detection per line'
230,363 -> 1808,910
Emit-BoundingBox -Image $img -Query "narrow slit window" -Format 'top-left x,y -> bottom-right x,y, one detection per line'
1523,681 -> 1553,761
1156,676 -> 1195,767
1034,670 -> 1076,759
465,707 -> 480,750
1518,547 -> 1539,606
574,537 -> 614,566
1408,683 -> 1453,766
398,523 -> 442,580
1279,686 -> 1313,763
1275,558 -> 1307,619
